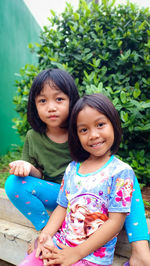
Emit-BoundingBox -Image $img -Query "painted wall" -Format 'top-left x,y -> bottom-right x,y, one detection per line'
0,0 -> 41,155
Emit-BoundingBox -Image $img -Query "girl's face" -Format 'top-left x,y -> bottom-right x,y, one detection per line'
77,106 -> 114,162
70,209 -> 85,236
35,83 -> 69,130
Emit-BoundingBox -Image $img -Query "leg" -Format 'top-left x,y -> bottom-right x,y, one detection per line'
5,175 -> 60,230
124,177 -> 150,266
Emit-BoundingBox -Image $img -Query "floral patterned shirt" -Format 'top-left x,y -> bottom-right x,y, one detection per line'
54,155 -> 134,265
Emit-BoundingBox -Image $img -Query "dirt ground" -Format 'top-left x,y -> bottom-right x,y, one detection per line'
0,260 -> 15,266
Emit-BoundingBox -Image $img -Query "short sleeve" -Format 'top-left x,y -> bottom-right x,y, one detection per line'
21,133 -> 30,161
108,168 -> 135,213
56,164 -> 70,208
21,131 -> 39,168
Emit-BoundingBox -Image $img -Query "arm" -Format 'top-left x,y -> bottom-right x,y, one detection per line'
35,205 -> 67,258
9,160 -> 42,178
10,130 -> 43,178
41,212 -> 126,266
74,212 -> 126,259
41,205 -> 67,236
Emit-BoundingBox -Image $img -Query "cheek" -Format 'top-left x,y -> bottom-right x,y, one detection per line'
78,136 -> 86,147
108,128 -> 115,143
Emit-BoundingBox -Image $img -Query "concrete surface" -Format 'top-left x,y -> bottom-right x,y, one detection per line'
0,188 -> 34,228
0,188 -> 149,265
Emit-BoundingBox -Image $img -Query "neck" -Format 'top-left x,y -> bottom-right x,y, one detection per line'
79,153 -> 111,174
46,126 -> 68,144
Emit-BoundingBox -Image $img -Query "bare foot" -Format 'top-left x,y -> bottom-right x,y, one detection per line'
129,240 -> 150,266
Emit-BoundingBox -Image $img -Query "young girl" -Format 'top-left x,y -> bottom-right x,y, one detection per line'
5,70 -> 149,265
5,68 -> 80,231
19,93 -> 149,266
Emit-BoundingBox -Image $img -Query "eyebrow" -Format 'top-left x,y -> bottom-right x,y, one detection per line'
77,115 -> 107,128
37,90 -> 64,97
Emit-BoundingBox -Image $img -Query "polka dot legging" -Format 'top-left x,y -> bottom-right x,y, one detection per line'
5,175 -> 60,230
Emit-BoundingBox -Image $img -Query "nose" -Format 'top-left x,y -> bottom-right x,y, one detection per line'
47,101 -> 56,112
89,129 -> 99,140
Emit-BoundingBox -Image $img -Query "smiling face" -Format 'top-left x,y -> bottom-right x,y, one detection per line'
77,106 -> 114,162
35,82 -> 69,131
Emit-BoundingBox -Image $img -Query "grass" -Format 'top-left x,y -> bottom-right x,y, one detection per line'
0,145 -> 22,188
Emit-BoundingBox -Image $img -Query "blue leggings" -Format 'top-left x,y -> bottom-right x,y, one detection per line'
5,175 -> 149,242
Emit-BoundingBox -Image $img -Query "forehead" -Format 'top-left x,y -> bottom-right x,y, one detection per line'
41,81 -> 60,92
36,82 -> 65,97
77,106 -> 107,124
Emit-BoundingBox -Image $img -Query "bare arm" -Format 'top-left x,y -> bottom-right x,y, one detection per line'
35,205 -> 67,258
9,160 -> 42,178
75,212 -> 126,259
42,212 -> 126,266
42,205 -> 67,236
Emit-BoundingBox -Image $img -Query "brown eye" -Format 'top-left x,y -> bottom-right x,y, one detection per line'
56,97 -> 63,102
40,99 -> 46,103
97,123 -> 104,128
80,128 -> 87,133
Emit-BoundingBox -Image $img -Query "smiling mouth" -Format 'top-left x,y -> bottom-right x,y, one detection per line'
90,142 -> 104,148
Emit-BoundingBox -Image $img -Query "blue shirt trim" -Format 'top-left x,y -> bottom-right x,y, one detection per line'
76,155 -> 114,177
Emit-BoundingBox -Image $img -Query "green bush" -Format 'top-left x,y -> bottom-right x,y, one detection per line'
13,0 -> 150,184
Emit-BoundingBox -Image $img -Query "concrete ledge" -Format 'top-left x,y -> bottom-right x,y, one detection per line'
0,189 -> 34,228
0,218 -> 128,266
0,219 -> 38,265
0,188 -> 149,265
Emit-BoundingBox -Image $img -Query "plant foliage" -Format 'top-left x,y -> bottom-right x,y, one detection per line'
13,0 -> 150,184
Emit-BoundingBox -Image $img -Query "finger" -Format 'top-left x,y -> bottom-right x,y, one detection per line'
56,241 -> 66,249
13,165 -> 21,176
43,259 -> 49,266
9,167 -> 15,174
35,247 -> 42,258
43,244 -> 58,255
40,251 -> 57,260
9,162 -> 16,168
24,168 -> 30,177
43,258 -> 60,266
15,165 -> 26,177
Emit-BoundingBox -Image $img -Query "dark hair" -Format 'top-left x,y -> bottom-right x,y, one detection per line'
68,93 -> 122,162
27,68 -> 79,133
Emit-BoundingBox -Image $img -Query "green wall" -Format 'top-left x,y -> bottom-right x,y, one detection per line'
0,0 -> 41,155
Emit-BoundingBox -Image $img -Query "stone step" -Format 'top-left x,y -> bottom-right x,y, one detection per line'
0,188 -> 34,228
113,255 -> 128,265
0,188 -> 149,265
0,218 -> 38,265
0,218 -> 128,266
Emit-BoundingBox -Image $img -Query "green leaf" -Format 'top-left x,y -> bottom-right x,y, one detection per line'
134,124 -> 150,131
120,91 -> 127,103
120,111 -> 128,122
133,88 -> 141,98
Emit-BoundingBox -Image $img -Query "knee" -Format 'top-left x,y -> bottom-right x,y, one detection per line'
5,175 -> 19,198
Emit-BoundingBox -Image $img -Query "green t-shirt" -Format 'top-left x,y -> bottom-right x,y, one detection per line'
22,129 -> 71,184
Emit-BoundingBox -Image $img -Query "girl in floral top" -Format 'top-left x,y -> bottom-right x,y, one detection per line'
31,93 -> 135,266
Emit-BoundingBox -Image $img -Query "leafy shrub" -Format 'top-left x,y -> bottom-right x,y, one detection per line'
0,145 -> 22,188
13,0 -> 150,184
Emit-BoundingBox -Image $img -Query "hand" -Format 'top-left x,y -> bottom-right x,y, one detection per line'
9,160 -> 32,177
41,242 -> 80,266
35,232 -> 55,258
